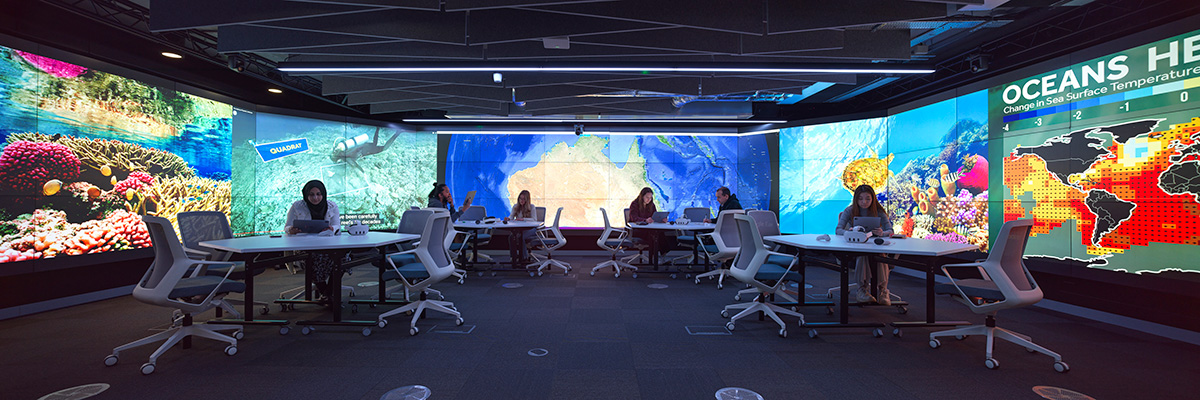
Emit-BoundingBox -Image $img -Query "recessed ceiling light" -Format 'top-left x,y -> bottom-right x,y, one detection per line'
267,88 -> 283,94
161,52 -> 183,59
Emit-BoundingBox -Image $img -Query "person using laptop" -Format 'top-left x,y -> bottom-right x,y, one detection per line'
628,187 -> 670,256
705,186 -> 743,222
505,189 -> 537,262
835,184 -> 895,305
284,179 -> 342,304
427,182 -> 472,220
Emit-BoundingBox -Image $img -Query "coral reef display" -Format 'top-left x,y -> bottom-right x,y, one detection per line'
841,148 -> 894,193
7,133 -> 195,179
0,141 -> 82,193
15,50 -> 87,78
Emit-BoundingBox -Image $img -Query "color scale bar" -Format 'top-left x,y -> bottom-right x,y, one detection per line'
1003,77 -> 1200,123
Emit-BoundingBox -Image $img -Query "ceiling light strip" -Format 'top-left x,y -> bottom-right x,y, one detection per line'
280,64 -> 933,74
407,119 -> 786,124
434,130 -> 745,137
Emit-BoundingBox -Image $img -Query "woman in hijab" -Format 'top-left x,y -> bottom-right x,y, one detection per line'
284,180 -> 342,302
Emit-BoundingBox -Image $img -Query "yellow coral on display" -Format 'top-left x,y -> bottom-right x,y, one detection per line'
8,133 -> 195,179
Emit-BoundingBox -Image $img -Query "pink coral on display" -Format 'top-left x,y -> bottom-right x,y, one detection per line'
14,50 -> 88,78
957,155 -> 988,191
0,141 -> 82,193
112,171 -> 156,196
926,231 -> 969,244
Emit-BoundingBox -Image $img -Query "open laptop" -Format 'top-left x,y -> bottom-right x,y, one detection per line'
852,216 -> 881,232
294,219 -> 330,234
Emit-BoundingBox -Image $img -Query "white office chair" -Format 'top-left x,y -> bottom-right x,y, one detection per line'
592,208 -> 640,278
377,212 -> 464,336
721,214 -> 806,337
928,219 -> 1069,372
378,209 -> 436,302
737,210 -> 801,303
667,207 -> 712,267
176,211 -> 270,317
694,210 -> 744,289
527,207 -> 570,276
620,208 -> 649,264
104,216 -> 243,375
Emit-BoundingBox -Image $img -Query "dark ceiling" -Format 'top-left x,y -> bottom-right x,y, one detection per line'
4,0 -> 1199,123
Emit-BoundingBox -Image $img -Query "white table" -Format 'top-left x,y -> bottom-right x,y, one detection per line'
199,232 -> 419,333
628,222 -> 716,271
764,234 -> 979,336
454,220 -> 542,271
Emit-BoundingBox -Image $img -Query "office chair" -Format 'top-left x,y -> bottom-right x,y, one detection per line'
421,207 -> 469,283
694,210 -> 744,289
620,208 -> 649,264
721,214 -> 806,337
378,209 -> 435,302
458,205 -> 494,263
527,207 -> 570,276
928,219 -> 1068,372
176,211 -> 269,317
104,216 -> 243,375
592,208 -> 640,278
535,206 -> 547,222
738,210 -> 801,303
377,212 -> 464,336
667,207 -> 712,267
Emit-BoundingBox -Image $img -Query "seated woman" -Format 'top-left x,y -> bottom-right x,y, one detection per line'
835,184 -> 895,305
628,187 -> 670,255
284,180 -> 341,303
505,190 -> 537,262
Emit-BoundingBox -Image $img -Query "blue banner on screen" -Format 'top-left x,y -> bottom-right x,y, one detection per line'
255,138 -> 309,162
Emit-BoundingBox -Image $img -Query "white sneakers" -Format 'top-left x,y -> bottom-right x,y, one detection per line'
855,286 -> 892,305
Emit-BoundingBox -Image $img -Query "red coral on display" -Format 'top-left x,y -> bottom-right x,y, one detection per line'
0,141 -> 82,193
112,171 -> 156,197
15,50 -> 88,78
957,155 -> 989,191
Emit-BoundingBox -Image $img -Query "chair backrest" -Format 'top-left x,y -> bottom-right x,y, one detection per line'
623,208 -> 632,226
535,206 -> 547,222
410,206 -> 420,210
597,208 -> 621,248
714,209 -> 744,248
541,207 -> 567,249
989,219 -> 1037,292
176,211 -> 234,261
396,209 -> 434,235
460,205 -> 486,221
136,215 -> 216,312
683,207 -> 711,222
415,213 -> 454,282
729,214 -> 770,285
747,210 -> 781,238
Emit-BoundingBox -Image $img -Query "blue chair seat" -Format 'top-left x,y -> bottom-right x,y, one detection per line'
472,233 -> 492,242
755,263 -> 802,282
199,261 -> 255,280
529,238 -> 561,247
676,235 -> 696,243
449,243 -> 464,251
702,244 -> 719,253
605,238 -> 643,248
382,262 -> 430,280
765,254 -> 794,267
168,275 -> 246,299
388,253 -> 418,266
935,279 -> 1004,301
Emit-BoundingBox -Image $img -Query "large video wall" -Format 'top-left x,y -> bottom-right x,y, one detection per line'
994,28 -> 1200,275
230,113 -> 436,235
445,133 -> 771,227
0,45 -> 232,264
780,91 -> 991,250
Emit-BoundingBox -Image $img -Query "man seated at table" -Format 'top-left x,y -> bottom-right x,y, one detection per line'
704,186 -> 742,222
427,182 -> 472,220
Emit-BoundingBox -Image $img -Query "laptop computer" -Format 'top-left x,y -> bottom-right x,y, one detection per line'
294,219 -> 330,234
852,216 -> 881,232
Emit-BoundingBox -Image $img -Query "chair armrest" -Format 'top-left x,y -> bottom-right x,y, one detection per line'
940,262 -> 991,282
183,246 -> 211,260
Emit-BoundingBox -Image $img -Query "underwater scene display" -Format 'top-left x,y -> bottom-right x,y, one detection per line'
446,134 -> 771,227
0,45 -> 232,264
230,112 -> 436,235
780,91 -> 990,250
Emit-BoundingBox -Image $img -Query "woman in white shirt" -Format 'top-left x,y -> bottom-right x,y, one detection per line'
506,190 -> 536,263
284,180 -> 341,303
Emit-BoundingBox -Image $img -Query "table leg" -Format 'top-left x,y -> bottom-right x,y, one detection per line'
890,257 -> 969,330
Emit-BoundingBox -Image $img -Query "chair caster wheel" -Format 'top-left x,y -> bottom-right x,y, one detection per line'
104,355 -> 118,366
377,320 -> 388,328
955,335 -> 967,340
232,330 -> 244,340
778,329 -> 787,338
590,271 -> 596,277
530,271 -> 536,277
790,306 -> 799,312
733,294 -> 741,301
614,272 -> 620,278
929,338 -> 941,348
362,328 -> 372,337
261,306 -> 270,315
409,326 -> 419,336
985,358 -> 999,369
369,303 -> 376,309
458,278 -> 464,284
141,363 -> 156,375
456,317 -> 465,326
301,326 -> 313,335
808,329 -> 819,339
694,279 -> 700,285
872,328 -> 883,338
725,322 -> 735,331
669,274 -> 676,279
279,326 -> 290,335
721,310 -> 730,318
224,345 -> 238,356
716,283 -> 723,290
826,306 -> 834,315
896,305 -> 908,314
631,273 -> 637,279
892,328 -> 902,338
1054,361 -> 1070,373
351,305 -> 358,314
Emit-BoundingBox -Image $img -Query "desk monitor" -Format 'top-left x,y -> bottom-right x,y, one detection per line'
651,211 -> 670,222
294,219 -> 330,234
852,216 -> 881,232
